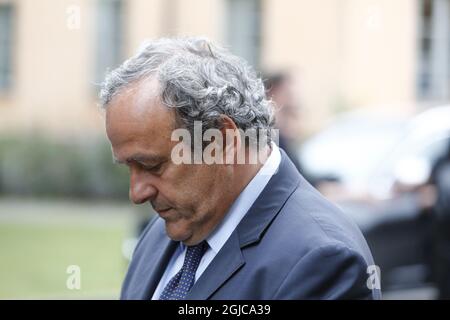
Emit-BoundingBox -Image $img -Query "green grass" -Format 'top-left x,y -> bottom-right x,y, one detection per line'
0,202 -> 132,299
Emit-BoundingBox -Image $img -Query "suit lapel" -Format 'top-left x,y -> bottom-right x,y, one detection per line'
185,231 -> 245,299
185,150 -> 301,299
130,223 -> 178,299
237,149 -> 301,247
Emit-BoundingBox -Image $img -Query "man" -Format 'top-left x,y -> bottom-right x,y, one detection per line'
263,72 -> 303,171
263,71 -> 318,186
100,37 -> 381,300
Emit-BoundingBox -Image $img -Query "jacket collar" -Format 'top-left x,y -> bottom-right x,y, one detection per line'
186,149 -> 301,299
236,149 -> 301,247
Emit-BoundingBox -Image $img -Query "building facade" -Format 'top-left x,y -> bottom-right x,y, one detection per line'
0,0 -> 447,136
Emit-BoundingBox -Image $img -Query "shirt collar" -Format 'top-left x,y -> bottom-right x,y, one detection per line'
205,142 -> 281,254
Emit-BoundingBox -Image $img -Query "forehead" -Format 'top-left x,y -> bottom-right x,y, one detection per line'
105,78 -> 176,160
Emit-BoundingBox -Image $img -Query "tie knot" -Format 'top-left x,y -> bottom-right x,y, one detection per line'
159,241 -> 208,300
183,241 -> 208,270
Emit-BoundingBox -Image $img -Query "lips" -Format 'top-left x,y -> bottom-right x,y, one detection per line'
155,207 -> 172,217
152,202 -> 170,212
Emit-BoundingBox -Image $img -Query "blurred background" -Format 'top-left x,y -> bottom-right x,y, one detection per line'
0,0 -> 449,299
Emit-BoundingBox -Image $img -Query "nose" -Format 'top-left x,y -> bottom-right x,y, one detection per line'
129,167 -> 158,204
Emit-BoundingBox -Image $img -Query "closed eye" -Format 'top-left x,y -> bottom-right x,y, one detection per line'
140,162 -> 164,173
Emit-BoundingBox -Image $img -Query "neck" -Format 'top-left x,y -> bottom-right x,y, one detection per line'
183,145 -> 272,246
233,144 -> 271,194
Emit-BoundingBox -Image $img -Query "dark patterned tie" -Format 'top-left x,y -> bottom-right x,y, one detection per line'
159,241 -> 208,300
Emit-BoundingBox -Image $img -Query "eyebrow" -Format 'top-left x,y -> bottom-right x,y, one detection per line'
113,153 -> 166,165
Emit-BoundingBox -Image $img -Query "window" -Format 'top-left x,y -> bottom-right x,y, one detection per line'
94,0 -> 124,84
226,0 -> 262,69
0,3 -> 13,91
417,0 -> 450,101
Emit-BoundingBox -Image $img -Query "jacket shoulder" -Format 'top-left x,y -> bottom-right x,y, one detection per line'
266,177 -> 375,266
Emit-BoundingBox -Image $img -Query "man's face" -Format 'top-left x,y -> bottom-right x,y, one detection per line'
105,79 -> 233,245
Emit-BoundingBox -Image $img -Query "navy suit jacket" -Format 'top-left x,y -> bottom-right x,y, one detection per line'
121,150 -> 382,299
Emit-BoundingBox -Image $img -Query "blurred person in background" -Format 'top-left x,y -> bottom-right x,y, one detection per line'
101,37 -> 380,300
263,72 -> 317,186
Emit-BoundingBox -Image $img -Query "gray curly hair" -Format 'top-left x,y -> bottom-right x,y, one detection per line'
99,37 -> 275,145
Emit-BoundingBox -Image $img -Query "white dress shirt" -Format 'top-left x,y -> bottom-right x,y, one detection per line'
151,142 -> 281,299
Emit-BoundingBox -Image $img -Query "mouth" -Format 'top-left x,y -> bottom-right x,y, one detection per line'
155,207 -> 173,217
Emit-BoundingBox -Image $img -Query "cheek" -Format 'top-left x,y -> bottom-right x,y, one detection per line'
163,160 -> 227,216
174,165 -> 218,207
159,164 -> 202,208
191,166 -> 224,207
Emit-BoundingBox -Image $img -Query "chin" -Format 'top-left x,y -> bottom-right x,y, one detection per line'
164,220 -> 191,242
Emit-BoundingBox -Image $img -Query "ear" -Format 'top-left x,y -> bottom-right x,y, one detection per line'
219,115 -> 241,165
